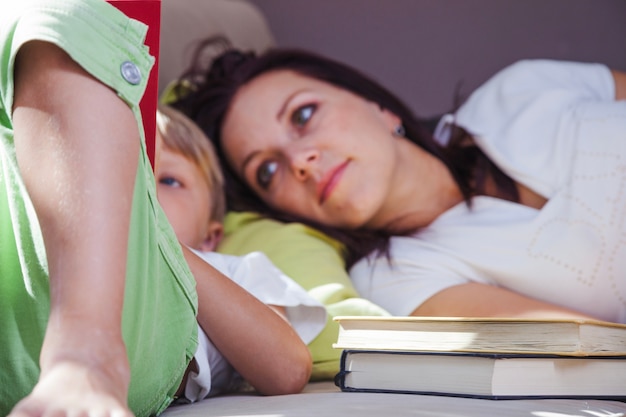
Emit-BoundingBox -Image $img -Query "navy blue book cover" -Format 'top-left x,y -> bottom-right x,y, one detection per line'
335,350 -> 626,401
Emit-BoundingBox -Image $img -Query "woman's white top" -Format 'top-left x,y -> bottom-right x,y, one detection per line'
184,251 -> 327,402
350,59 -> 626,323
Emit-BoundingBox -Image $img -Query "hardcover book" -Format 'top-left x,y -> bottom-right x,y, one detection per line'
333,316 -> 626,356
335,350 -> 626,400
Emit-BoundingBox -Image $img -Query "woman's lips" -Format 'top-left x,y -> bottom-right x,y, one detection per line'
318,160 -> 350,205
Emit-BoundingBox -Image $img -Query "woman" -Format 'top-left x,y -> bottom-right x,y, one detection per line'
173,41 -> 626,324
1,3 -> 310,416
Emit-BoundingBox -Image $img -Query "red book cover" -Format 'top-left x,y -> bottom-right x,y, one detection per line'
108,0 -> 161,168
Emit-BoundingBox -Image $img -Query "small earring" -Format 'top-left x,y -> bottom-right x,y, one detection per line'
393,124 -> 406,137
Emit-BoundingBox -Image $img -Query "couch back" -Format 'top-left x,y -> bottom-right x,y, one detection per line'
248,0 -> 626,117
159,0 -> 275,94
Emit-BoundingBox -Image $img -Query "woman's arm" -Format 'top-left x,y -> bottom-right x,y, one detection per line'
412,67 -> 626,321
612,69 -> 626,100
10,41 -> 138,416
412,282 -> 596,320
182,246 -> 312,395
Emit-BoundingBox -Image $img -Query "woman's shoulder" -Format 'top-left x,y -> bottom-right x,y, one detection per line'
462,59 -> 613,112
454,59 -> 614,146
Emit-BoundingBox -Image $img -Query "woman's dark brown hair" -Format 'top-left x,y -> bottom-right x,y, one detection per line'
172,37 -> 518,268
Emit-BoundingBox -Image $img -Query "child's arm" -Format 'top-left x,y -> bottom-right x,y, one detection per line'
268,305 -> 289,322
10,41 -> 137,416
182,247 -> 312,395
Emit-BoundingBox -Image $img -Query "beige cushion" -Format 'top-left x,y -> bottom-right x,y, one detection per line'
158,0 -> 275,93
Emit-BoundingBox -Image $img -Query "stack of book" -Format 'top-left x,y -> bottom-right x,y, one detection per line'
332,316 -> 626,400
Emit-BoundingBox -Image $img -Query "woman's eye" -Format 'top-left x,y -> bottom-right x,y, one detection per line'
291,104 -> 316,128
256,161 -> 278,189
159,177 -> 182,188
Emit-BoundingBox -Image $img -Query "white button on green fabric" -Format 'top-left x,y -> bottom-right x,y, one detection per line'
121,61 -> 141,85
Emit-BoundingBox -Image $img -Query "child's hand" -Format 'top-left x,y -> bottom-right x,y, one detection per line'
8,361 -> 133,417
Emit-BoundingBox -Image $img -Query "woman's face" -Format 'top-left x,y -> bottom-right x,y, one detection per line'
221,69 -> 403,229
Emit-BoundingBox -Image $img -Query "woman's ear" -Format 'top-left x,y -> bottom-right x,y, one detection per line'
381,108 -> 402,132
198,220 -> 224,252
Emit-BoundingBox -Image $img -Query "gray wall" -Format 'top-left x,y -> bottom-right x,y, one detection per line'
247,0 -> 626,118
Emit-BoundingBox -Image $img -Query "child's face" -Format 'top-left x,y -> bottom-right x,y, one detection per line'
155,131 -> 222,251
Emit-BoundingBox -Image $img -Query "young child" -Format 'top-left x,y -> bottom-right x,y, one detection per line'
155,104 -> 328,402
2,3 -> 315,415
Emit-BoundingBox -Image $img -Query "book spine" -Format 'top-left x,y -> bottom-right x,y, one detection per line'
334,350 -> 350,390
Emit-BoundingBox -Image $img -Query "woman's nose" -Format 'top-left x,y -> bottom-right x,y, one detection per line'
288,146 -> 319,181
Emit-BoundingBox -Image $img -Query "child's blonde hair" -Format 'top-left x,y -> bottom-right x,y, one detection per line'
156,104 -> 226,222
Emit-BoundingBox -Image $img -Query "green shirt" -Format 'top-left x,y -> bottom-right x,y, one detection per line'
0,1 -> 198,415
